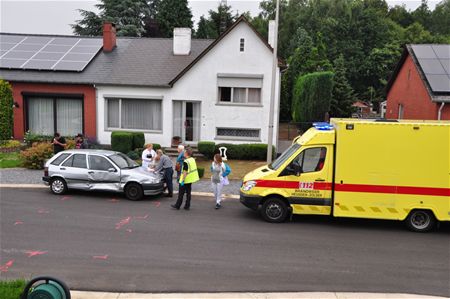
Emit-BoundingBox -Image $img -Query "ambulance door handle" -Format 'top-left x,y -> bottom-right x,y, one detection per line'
315,179 -> 325,182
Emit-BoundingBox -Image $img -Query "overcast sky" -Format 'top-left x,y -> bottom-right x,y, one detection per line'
0,0 -> 440,35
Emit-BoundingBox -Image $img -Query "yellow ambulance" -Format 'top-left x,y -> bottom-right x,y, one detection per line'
240,119 -> 450,232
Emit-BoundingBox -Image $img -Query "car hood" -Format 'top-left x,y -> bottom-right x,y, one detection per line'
121,167 -> 163,183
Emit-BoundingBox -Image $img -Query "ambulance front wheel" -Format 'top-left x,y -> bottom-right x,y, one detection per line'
261,197 -> 288,223
406,210 -> 436,232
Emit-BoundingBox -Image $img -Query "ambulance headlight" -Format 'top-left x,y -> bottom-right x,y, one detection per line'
242,181 -> 257,192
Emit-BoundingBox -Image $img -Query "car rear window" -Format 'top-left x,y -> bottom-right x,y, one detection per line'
51,153 -> 70,166
62,154 -> 87,169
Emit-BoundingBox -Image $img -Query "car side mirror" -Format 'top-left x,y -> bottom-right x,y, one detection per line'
108,168 -> 116,173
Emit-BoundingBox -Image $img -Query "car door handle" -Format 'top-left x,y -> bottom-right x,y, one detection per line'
88,171 -> 94,174
60,167 -> 66,170
315,179 -> 325,182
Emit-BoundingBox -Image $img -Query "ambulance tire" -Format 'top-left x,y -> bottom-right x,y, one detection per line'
261,197 -> 288,223
406,210 -> 436,232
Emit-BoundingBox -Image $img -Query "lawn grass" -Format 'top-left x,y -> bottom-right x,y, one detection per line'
0,152 -> 23,168
196,158 -> 267,180
0,279 -> 26,299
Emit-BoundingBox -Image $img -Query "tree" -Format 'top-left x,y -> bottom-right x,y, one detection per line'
0,80 -> 13,140
206,4 -> 237,37
430,0 -> 450,36
331,55 -> 356,117
156,0 -> 193,37
72,0 -> 150,37
195,15 -> 218,39
412,0 -> 432,30
291,72 -> 334,128
388,4 -> 414,27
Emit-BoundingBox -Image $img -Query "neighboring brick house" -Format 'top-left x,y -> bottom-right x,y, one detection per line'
385,44 -> 450,120
0,17 -> 282,147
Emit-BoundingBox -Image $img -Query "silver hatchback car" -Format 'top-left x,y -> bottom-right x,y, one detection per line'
43,149 -> 164,200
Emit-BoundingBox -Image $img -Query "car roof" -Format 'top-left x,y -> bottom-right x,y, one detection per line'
60,149 -> 119,156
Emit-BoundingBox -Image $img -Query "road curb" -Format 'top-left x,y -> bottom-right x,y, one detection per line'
69,291 -> 447,299
0,184 -> 240,199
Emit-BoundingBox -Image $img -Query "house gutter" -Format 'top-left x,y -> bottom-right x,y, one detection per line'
438,102 -> 445,120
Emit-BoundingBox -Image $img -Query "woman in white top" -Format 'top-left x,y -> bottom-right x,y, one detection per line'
141,144 -> 156,170
210,153 -> 226,209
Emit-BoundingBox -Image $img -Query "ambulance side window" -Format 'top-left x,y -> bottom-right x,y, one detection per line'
281,147 -> 326,176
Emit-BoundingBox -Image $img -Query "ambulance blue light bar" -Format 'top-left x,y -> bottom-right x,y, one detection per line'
313,122 -> 334,131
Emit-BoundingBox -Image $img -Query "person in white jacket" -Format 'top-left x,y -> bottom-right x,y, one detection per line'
210,154 -> 226,209
141,144 -> 156,170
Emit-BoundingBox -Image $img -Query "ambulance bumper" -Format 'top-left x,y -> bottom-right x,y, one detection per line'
240,192 -> 262,211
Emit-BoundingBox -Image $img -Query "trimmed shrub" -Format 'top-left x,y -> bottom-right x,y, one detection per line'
127,150 -> 139,160
0,80 -> 13,140
153,143 -> 161,151
23,131 -> 53,146
20,142 -> 53,169
214,143 -> 275,160
198,141 -> 216,158
131,132 -> 145,149
111,131 -> 133,154
197,167 -> 205,178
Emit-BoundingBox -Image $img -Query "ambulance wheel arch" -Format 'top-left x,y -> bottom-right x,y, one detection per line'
405,209 -> 437,232
260,195 -> 291,223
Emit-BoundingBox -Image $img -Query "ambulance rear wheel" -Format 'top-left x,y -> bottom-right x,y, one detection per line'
406,210 -> 436,232
261,198 -> 288,223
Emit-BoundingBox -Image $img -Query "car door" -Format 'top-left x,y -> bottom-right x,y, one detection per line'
60,153 -> 90,190
278,146 -> 333,215
87,155 -> 121,191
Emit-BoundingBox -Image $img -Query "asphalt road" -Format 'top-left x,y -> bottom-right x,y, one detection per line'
1,188 -> 449,297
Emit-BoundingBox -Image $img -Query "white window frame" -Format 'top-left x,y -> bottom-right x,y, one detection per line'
240,38 -> 245,52
215,127 -> 261,141
105,97 -> 163,133
217,87 -> 262,106
216,74 -> 263,107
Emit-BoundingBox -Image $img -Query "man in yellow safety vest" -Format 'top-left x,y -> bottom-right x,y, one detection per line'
171,147 -> 199,210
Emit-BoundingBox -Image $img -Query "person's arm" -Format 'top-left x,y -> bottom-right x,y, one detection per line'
60,137 -> 66,146
180,161 -> 188,184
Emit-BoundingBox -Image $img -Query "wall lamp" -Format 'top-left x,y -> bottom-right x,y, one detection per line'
13,102 -> 19,108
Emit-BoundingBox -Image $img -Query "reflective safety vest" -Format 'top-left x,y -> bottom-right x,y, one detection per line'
180,157 -> 200,184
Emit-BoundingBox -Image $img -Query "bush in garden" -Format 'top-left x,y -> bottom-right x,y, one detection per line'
131,132 -> 145,149
214,143 -> 275,160
198,141 -> 215,158
23,131 -> 53,146
111,131 -> 133,153
126,150 -> 139,160
0,140 -> 21,149
0,80 -> 13,140
20,142 -> 53,169
197,167 -> 205,178
152,143 -> 161,150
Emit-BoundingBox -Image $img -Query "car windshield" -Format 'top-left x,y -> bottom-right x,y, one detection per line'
109,153 -> 139,169
268,143 -> 301,170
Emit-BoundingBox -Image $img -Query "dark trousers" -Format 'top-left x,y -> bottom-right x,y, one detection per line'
174,183 -> 192,208
163,167 -> 174,195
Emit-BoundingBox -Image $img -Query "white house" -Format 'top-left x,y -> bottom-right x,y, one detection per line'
1,17 -> 281,148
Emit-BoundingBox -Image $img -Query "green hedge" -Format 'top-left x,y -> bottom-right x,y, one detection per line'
198,141 -> 216,158
0,279 -> 26,299
111,131 -> 133,153
0,80 -> 13,140
197,167 -> 205,178
131,132 -> 145,149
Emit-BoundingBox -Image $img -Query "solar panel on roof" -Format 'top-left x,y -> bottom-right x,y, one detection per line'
0,34 -> 102,72
417,58 -> 447,75
432,45 -> 450,59
427,74 -> 450,92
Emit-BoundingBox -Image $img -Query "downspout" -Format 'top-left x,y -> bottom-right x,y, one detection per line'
438,102 -> 445,120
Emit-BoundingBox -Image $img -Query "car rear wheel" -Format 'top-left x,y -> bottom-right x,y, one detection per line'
50,177 -> 67,195
125,183 -> 144,201
261,197 -> 288,223
406,210 -> 436,232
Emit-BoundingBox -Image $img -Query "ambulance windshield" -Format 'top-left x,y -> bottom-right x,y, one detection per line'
269,143 -> 301,170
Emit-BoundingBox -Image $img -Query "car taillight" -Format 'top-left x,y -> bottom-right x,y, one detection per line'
44,167 -> 48,177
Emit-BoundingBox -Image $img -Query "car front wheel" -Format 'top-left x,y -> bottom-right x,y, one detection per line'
125,183 -> 144,201
50,177 -> 67,195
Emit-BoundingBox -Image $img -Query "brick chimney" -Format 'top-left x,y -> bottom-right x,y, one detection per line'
103,22 -> 116,52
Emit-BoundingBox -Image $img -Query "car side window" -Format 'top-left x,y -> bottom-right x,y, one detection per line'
51,153 -> 70,166
62,155 -> 74,167
301,147 -> 327,173
89,155 -> 114,171
61,154 -> 87,168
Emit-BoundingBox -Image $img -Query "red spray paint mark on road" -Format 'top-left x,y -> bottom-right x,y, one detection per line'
60,196 -> 71,201
115,217 -> 131,230
108,198 -> 120,203
134,214 -> 149,220
0,260 -> 14,272
25,250 -> 48,258
93,255 -> 109,260
37,208 -> 49,214
14,221 -> 24,225
154,201 -> 161,208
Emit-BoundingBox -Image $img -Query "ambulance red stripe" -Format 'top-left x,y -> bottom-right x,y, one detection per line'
253,180 -> 450,197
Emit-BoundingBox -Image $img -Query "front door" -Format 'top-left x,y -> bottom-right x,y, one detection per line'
87,155 -> 121,191
173,101 -> 201,143
278,145 -> 333,215
60,153 -> 90,190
